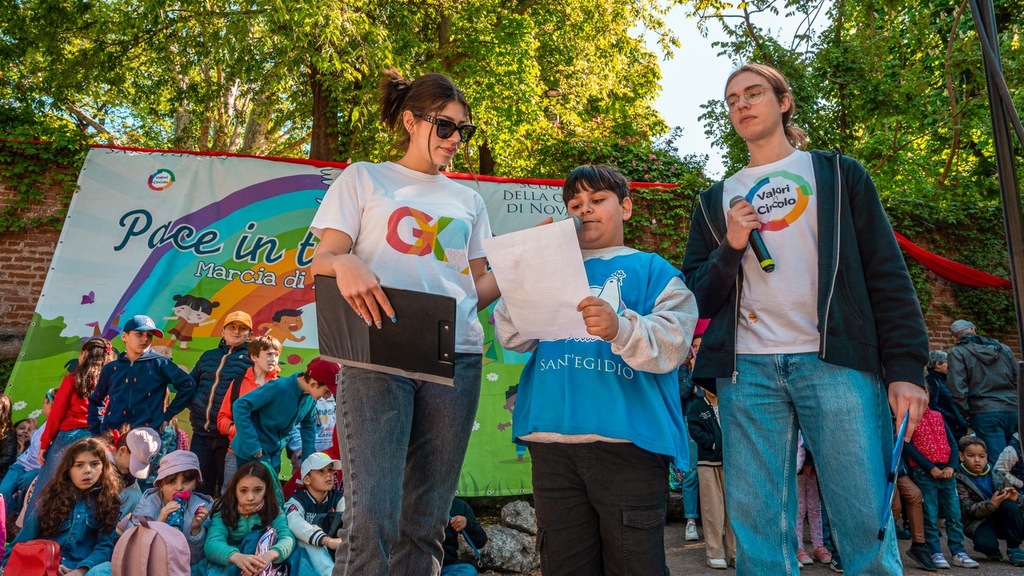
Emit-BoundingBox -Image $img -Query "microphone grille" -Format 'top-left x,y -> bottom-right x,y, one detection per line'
729,195 -> 746,208
571,214 -> 582,232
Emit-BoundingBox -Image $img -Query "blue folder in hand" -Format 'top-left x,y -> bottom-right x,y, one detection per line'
878,411 -> 911,541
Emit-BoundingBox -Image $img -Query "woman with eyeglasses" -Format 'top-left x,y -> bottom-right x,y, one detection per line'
310,69 -> 496,576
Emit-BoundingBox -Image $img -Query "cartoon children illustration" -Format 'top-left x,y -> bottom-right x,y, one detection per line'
166,294 -> 221,349
258,308 -> 306,343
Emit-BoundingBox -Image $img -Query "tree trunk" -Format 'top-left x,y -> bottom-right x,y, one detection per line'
479,141 -> 495,175
309,62 -> 339,161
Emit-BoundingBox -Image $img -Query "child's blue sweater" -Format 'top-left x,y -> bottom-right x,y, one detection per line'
495,246 -> 697,464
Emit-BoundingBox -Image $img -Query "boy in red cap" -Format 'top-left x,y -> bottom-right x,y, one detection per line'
231,357 -> 339,474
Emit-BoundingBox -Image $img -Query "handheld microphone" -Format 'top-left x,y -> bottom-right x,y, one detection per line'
729,196 -> 775,273
569,214 -> 582,232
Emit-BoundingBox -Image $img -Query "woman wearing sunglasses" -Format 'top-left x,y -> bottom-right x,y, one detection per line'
310,69 -> 496,576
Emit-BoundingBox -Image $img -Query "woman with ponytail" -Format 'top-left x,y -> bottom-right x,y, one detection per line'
28,337 -> 116,512
310,70 -> 496,575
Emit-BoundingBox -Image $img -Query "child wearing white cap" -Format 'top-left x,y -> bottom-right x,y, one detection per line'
284,452 -> 345,575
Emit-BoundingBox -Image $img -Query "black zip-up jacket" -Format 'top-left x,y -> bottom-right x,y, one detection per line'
681,150 -> 928,391
188,339 -> 252,435
686,395 -> 723,464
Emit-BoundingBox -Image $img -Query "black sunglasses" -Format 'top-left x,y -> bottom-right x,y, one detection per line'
416,114 -> 477,143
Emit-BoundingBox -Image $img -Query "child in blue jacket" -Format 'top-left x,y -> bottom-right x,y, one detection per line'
88,315 -> 196,435
494,165 -> 698,575
231,358 -> 339,473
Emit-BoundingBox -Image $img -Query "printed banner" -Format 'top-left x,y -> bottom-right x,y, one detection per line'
6,146 -> 595,497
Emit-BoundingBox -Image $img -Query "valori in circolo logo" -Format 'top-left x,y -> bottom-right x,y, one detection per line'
148,169 -> 175,191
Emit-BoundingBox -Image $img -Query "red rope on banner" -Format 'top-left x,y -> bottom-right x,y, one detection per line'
895,231 -> 1012,290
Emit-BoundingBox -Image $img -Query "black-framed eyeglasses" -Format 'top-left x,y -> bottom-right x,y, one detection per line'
726,84 -> 766,110
417,114 -> 477,143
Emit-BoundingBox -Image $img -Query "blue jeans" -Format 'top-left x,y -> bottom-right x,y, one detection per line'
27,427 -> 91,513
718,354 -> 901,576
911,467 -> 967,555
0,463 -> 38,513
970,411 -> 1017,464
332,354 -> 481,576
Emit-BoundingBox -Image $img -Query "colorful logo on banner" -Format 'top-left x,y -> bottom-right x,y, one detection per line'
148,168 -> 175,191
745,170 -> 813,232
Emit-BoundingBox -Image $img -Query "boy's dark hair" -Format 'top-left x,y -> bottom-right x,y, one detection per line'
562,165 -> 631,206
248,334 -> 282,357
271,308 -> 303,322
959,435 -> 987,453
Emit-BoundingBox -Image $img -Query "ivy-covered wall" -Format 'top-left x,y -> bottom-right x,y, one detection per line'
0,140 -> 1019,361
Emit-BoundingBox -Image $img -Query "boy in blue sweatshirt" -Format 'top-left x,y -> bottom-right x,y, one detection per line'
88,314 -> 196,435
494,165 -> 698,575
231,357 -> 339,473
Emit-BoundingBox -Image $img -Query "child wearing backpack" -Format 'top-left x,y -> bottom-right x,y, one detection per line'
200,460 -> 295,575
1,437 -> 123,574
121,450 -> 213,568
285,452 -> 345,575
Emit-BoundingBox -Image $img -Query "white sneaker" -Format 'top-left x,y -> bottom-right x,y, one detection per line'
684,521 -> 699,541
930,553 -> 950,569
707,558 -> 728,569
951,552 -> 979,568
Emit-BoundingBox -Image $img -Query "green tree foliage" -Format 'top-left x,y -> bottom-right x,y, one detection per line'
0,0 -> 705,184
675,0 -> 1023,327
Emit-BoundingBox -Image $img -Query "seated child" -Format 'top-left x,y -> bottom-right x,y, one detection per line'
107,426 -> 162,518
994,432 -> 1024,496
905,402 -> 980,569
442,497 -> 488,576
201,460 -> 295,576
0,388 -> 54,514
231,357 -> 338,474
285,452 -> 345,575
1,437 -> 122,574
124,450 -> 213,567
956,436 -> 1024,566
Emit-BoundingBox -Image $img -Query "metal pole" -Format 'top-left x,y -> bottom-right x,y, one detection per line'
968,0 -> 1024,437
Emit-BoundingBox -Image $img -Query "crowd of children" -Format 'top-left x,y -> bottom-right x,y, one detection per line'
0,312 -> 344,576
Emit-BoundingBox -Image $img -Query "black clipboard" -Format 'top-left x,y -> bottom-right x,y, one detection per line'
314,274 -> 456,385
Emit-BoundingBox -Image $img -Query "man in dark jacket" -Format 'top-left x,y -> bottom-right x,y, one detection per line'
681,62 -> 927,574
442,497 -> 488,575
187,310 -> 253,494
948,319 -> 1019,463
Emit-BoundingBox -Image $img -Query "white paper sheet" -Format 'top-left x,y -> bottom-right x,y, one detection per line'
482,218 -> 592,340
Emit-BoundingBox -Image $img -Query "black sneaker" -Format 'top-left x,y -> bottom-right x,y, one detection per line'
907,543 -> 939,572
895,526 -> 912,540
830,557 -> 844,573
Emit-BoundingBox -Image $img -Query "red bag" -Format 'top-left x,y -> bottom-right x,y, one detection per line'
4,539 -> 60,576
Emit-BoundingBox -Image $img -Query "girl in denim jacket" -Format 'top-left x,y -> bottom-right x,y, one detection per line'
1,437 -> 122,574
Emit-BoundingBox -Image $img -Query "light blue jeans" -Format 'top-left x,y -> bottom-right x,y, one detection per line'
332,354 -> 482,576
911,468 -> 967,555
681,418 -> 700,520
718,353 -> 901,576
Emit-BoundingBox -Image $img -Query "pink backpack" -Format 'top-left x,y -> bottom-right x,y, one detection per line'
110,517 -> 191,576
